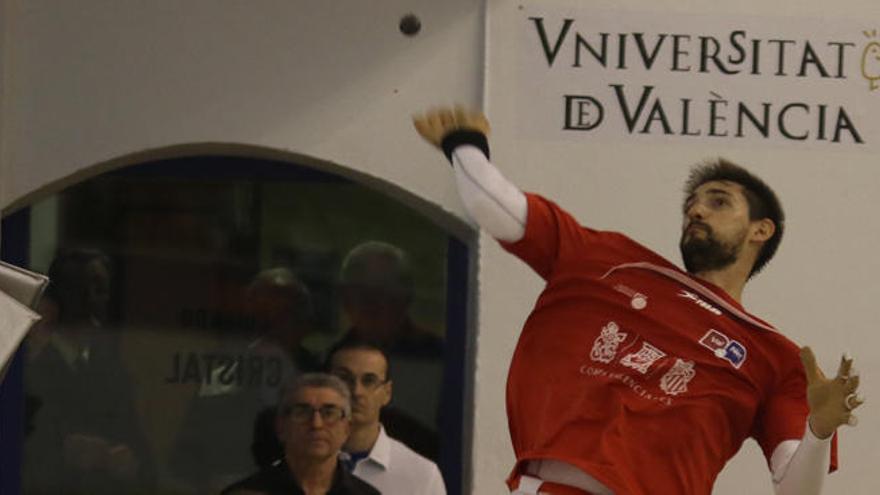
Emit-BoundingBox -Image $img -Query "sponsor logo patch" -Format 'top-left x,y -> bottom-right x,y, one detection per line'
699,329 -> 747,368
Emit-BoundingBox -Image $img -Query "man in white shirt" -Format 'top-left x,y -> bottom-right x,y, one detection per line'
328,337 -> 446,495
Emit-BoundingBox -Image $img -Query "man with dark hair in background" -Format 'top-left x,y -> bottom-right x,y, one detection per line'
413,106 -> 864,495
327,336 -> 446,495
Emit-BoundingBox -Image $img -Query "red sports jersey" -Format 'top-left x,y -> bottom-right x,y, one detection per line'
502,194 -> 837,495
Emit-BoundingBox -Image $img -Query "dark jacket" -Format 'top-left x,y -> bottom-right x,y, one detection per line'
221,459 -> 380,495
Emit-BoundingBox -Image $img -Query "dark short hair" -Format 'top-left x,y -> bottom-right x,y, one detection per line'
325,335 -> 392,381
684,158 -> 784,277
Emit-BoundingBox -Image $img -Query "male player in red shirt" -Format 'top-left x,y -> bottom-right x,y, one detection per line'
413,106 -> 864,495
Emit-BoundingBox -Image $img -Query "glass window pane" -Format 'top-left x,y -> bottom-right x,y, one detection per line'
16,156 -> 468,494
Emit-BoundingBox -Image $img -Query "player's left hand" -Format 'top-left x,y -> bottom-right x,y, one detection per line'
800,346 -> 864,439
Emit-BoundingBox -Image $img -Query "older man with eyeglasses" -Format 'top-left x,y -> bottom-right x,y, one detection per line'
328,337 -> 446,495
222,373 -> 380,495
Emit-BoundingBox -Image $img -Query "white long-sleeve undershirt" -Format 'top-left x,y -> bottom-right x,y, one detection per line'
448,143 -> 833,493
450,145 -> 527,242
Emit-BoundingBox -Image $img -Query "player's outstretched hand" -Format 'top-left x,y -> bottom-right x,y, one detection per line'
412,105 -> 490,149
800,346 -> 864,439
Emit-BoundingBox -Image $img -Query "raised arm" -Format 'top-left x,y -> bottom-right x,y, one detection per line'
772,348 -> 863,494
413,106 -> 527,242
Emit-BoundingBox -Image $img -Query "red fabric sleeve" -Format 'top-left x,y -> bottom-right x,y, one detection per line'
500,193 -> 598,280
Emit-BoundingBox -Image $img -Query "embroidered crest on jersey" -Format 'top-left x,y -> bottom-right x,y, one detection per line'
678,290 -> 722,316
660,359 -> 696,395
620,342 -> 667,374
612,283 -> 648,310
699,329 -> 747,368
590,322 -> 628,363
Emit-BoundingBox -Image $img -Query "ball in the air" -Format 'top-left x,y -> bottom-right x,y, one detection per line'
399,14 -> 421,36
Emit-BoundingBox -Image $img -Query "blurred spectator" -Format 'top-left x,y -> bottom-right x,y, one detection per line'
23,248 -> 155,494
339,241 -> 443,356
246,267 -> 322,377
170,267 -> 321,492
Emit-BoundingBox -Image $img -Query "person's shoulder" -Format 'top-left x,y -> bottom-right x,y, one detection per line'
220,464 -> 285,494
755,325 -> 804,365
386,433 -> 441,473
342,470 -> 382,495
578,228 -> 678,271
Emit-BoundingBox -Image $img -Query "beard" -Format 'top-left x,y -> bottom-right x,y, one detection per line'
679,223 -> 744,274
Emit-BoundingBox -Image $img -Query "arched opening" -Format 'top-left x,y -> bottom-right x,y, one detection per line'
1,148 -> 475,494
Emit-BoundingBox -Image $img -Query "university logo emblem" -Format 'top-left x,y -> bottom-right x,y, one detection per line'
660,359 -> 696,396
862,30 -> 880,91
590,321 -> 628,363
699,329 -> 747,368
620,342 -> 666,374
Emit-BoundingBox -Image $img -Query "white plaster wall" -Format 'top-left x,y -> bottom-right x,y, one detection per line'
3,1 -> 879,494
0,0 -> 11,247
0,0 -> 483,224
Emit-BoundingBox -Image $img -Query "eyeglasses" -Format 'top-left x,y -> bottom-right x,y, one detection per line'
281,403 -> 347,424
332,370 -> 389,391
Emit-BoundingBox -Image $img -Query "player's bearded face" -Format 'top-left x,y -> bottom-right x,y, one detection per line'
679,221 -> 747,274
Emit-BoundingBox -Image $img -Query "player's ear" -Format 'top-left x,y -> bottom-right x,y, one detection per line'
750,218 -> 775,243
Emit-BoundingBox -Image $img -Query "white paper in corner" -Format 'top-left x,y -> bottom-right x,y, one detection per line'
0,289 -> 41,382
0,261 -> 49,309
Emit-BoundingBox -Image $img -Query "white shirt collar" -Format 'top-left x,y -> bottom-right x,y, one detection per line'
364,424 -> 391,470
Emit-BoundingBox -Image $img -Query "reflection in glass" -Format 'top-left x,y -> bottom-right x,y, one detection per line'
24,249 -> 155,494
18,157 -> 461,494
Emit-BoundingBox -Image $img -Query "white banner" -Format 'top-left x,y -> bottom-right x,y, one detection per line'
514,6 -> 880,151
